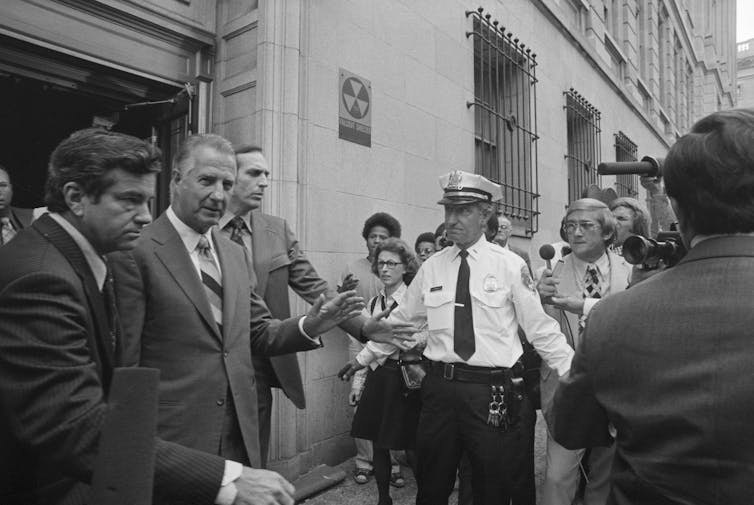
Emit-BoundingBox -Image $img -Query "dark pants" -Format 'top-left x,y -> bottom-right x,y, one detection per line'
415,373 -> 527,505
254,356 -> 280,469
458,392 -> 536,505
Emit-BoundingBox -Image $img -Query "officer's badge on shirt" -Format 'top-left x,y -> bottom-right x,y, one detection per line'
521,265 -> 536,293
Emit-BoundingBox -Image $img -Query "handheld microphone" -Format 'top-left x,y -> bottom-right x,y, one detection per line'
539,244 -> 555,270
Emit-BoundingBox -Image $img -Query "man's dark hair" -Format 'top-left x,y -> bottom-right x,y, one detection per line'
45,128 -> 162,213
234,144 -> 263,155
664,108 -> 754,235
0,164 -> 10,182
362,212 -> 401,239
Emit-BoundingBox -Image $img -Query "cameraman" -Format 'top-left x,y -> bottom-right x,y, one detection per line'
551,108 -> 754,504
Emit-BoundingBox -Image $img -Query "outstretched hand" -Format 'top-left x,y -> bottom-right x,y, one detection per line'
302,291 -> 364,336
537,268 -> 559,303
361,306 -> 420,350
337,273 -> 359,293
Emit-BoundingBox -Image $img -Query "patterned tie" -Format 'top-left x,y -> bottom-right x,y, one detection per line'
226,216 -> 247,248
197,235 -> 224,333
579,264 -> 602,331
453,249 -> 475,360
0,217 -> 15,245
583,264 -> 602,300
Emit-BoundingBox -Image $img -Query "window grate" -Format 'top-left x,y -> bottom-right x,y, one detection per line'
614,131 -> 639,198
564,89 -> 601,204
466,7 -> 540,236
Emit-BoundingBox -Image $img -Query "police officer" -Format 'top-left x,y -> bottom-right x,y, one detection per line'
364,170 -> 574,504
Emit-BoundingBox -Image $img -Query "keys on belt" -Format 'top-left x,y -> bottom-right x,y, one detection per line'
429,361 -> 526,430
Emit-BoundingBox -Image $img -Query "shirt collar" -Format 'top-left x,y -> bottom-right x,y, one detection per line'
381,282 -> 407,305
166,206 -> 215,254
48,212 -> 108,290
572,250 -> 610,277
218,211 -> 252,233
451,234 -> 488,261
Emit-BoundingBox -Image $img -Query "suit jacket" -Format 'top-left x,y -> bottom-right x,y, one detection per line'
551,236 -> 754,504
112,212 -> 321,467
9,206 -> 32,230
540,249 -> 631,425
0,215 -> 224,505
248,211 -> 331,409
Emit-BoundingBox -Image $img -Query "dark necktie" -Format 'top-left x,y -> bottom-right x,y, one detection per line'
197,236 -> 224,334
102,266 -> 119,353
227,216 -> 246,248
454,249 -> 475,360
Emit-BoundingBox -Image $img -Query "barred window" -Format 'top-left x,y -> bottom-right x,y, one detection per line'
467,7 -> 540,236
614,132 -> 639,197
564,89 -> 601,203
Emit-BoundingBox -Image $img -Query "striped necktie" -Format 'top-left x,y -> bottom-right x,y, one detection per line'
197,235 -> 223,333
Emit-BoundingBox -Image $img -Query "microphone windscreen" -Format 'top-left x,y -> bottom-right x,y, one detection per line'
539,244 -> 556,261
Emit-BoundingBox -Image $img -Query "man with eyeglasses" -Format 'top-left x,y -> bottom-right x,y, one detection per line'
535,198 -> 631,505
361,170 -> 573,504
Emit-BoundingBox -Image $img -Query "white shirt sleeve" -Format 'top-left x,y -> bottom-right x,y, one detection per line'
215,460 -> 243,505
510,263 -> 574,376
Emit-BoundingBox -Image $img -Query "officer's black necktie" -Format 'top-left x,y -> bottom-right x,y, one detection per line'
454,249 -> 475,360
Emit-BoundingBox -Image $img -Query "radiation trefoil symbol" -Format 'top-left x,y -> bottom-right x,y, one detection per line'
342,77 -> 370,119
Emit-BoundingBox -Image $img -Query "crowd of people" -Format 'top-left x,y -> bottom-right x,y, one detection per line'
1,107 -> 754,505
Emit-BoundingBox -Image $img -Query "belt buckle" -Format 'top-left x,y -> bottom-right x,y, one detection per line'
443,363 -> 455,380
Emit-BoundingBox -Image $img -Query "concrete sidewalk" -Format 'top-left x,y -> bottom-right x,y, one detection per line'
299,413 -> 548,505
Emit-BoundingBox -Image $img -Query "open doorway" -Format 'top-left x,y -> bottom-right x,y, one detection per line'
0,34 -> 191,215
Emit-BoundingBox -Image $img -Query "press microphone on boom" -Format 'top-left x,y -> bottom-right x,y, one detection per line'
539,244 -> 555,270
597,155 -> 664,177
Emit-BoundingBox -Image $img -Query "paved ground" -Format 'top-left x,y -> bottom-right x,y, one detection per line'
300,412 -> 548,505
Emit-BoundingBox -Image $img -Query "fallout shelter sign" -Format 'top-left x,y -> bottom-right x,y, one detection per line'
339,68 -> 371,147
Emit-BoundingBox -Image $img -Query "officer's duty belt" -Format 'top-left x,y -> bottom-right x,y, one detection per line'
428,361 -> 521,384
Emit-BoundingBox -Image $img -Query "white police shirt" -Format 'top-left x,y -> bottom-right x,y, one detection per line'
388,234 -> 573,376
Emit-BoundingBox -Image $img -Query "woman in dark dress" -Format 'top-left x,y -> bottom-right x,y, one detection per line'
340,238 -> 425,505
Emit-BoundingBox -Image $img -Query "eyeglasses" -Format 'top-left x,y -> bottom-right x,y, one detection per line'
562,221 -> 600,234
497,225 -> 511,231
377,260 -> 404,269
417,248 -> 434,256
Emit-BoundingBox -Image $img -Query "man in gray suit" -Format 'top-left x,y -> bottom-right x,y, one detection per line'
113,134 -> 365,503
218,145 -> 335,468
551,108 -> 754,504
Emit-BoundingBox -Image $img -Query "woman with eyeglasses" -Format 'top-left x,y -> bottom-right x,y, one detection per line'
339,238 -> 426,505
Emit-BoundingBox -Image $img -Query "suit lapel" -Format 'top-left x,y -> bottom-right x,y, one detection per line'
250,211 -> 271,296
33,215 -> 115,372
150,214 -> 222,343
213,229 -> 246,347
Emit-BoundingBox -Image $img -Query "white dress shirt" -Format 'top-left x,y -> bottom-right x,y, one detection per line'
388,235 -> 573,376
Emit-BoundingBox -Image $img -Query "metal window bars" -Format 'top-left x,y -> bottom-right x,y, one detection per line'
614,131 -> 639,197
564,89 -> 601,204
466,7 -> 540,236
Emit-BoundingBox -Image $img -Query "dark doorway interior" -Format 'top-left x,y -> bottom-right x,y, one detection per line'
0,36 -> 188,212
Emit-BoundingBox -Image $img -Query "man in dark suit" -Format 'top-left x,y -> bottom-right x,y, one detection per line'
551,108 -> 754,504
113,134 -> 365,496
0,128 -> 280,505
0,165 -> 30,245
218,145 -> 335,468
